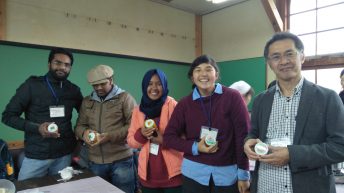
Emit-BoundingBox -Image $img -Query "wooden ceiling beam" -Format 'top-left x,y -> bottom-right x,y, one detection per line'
0,0 -> 5,40
303,55 -> 344,69
276,0 -> 290,30
195,15 -> 202,57
261,0 -> 284,32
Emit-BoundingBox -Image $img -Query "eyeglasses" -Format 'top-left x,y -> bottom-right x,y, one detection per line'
51,60 -> 71,67
268,50 -> 299,64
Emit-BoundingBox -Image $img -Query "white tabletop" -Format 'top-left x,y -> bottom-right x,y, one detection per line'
17,176 -> 124,193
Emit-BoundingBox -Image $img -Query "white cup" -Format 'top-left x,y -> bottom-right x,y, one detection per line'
47,123 -> 58,133
254,142 -> 269,155
88,132 -> 98,143
205,135 -> 216,146
0,179 -> 15,193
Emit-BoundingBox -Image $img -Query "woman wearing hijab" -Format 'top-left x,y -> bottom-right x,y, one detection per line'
127,69 -> 183,193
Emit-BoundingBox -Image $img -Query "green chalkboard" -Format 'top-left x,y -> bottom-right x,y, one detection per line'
0,42 -> 267,141
0,41 -> 191,141
219,57 -> 266,110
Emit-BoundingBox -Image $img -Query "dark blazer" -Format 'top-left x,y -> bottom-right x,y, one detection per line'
247,79 -> 344,193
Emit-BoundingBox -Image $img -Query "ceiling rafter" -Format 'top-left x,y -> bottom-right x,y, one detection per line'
303,55 -> 344,69
0,0 -> 5,40
261,0 -> 289,32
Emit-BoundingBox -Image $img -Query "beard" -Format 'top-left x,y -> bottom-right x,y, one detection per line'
49,68 -> 70,81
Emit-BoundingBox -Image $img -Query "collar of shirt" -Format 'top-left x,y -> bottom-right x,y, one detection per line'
275,77 -> 304,97
192,83 -> 223,100
91,85 -> 124,102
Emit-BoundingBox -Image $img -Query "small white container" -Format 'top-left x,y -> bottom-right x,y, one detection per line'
88,132 -> 98,143
47,123 -> 58,133
205,135 -> 216,146
254,142 -> 269,155
144,119 -> 157,129
0,179 -> 15,193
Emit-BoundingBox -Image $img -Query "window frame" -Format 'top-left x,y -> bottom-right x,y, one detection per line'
261,0 -> 344,70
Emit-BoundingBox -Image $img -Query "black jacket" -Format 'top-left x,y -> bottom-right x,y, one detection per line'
340,91 -> 344,105
2,72 -> 83,159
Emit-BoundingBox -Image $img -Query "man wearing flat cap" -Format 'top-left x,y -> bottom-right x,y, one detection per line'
75,64 -> 137,193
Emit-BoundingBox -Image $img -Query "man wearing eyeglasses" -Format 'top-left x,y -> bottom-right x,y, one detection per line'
244,32 -> 344,193
2,48 -> 83,180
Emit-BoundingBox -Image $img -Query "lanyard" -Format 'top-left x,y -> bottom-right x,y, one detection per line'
45,76 -> 59,105
199,96 -> 212,127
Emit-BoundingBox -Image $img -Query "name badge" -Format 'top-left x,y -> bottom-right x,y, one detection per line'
200,126 -> 218,140
49,105 -> 65,118
270,138 -> 291,147
150,143 -> 159,155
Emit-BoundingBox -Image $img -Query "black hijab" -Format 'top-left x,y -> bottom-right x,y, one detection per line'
139,69 -> 169,118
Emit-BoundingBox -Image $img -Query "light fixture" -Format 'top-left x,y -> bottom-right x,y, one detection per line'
206,0 -> 230,4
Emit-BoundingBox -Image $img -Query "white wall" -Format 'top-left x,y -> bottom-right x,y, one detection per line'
5,0 -> 276,83
202,0 -> 273,61
6,0 -> 195,62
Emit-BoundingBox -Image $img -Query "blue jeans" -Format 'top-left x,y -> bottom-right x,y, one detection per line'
18,154 -> 72,181
89,156 -> 135,193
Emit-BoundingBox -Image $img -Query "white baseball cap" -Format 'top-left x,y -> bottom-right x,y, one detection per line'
229,80 -> 251,95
